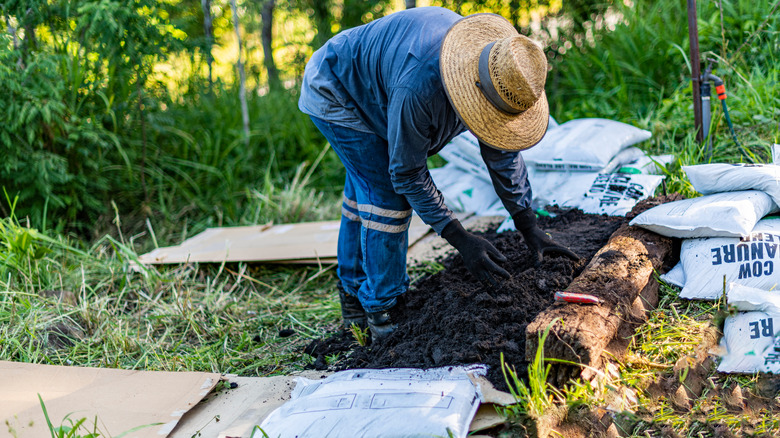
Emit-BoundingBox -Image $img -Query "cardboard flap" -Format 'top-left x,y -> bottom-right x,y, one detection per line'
1,361 -> 220,438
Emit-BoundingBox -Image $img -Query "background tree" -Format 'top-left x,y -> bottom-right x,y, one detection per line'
202,0 -> 214,90
230,0 -> 251,146
261,0 -> 281,92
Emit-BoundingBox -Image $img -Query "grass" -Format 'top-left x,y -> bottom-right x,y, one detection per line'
501,323 -> 560,420
108,90 -> 344,251
0,210 -> 342,375
348,322 -> 370,347
18,394 -> 162,438
2,0 -> 780,435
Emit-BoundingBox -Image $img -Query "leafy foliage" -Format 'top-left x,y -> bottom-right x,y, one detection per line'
0,0 -> 184,231
0,0 -> 341,236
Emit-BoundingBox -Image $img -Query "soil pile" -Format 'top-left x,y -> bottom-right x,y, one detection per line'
305,208 -> 626,390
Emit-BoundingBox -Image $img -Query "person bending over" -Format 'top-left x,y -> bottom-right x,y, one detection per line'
299,6 -> 578,341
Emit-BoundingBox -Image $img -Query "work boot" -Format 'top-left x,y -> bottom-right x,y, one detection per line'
367,308 -> 396,342
338,283 -> 367,329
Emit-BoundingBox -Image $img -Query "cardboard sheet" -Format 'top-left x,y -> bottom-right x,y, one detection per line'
1,361 -> 220,438
139,215 -> 450,265
170,371 -> 328,438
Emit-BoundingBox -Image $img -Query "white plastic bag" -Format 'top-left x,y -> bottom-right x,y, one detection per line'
438,131 -> 490,182
717,283 -> 780,373
679,218 -> 780,300
727,282 -> 780,313
629,191 -> 778,238
660,262 -> 685,288
522,118 -> 652,172
685,163 -> 780,205
718,310 -> 780,373
256,366 -> 485,438
430,164 -> 499,214
578,173 -> 664,216
528,171 -> 663,217
435,120 -> 658,217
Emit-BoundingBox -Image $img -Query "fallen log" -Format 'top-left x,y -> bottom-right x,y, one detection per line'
525,221 -> 674,383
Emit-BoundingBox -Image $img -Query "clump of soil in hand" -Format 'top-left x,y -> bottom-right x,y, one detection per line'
305,208 -> 626,391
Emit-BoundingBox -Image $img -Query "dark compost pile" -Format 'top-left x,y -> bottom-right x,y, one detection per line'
305,208 -> 627,390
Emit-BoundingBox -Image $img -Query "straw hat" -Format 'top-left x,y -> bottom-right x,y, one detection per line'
440,13 -> 549,151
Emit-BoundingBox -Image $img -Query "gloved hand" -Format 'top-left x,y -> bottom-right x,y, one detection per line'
513,208 -> 580,266
441,220 -> 510,287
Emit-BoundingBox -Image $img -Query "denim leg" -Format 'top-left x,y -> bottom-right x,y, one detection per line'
310,116 -> 411,312
337,174 -> 366,298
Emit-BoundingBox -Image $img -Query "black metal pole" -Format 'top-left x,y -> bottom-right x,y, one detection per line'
687,0 -> 704,144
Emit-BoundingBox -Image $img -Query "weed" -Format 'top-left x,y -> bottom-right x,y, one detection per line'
251,425 -> 271,438
348,323 -> 369,347
408,260 -> 446,285
500,321 -> 562,420
35,394 -> 159,438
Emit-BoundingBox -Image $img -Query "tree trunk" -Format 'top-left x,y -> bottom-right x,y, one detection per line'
405,0 -> 416,8
525,222 -> 674,385
311,0 -> 332,49
5,14 -> 22,67
136,75 -> 149,205
261,0 -> 281,92
201,0 -> 214,91
230,0 -> 251,147
23,8 -> 37,52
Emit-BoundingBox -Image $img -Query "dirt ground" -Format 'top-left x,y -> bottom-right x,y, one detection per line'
305,208 -> 626,391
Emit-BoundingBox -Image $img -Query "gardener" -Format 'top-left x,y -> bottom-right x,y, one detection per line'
299,6 -> 578,341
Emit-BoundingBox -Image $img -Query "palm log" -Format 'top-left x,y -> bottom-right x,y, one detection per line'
526,222 -> 674,381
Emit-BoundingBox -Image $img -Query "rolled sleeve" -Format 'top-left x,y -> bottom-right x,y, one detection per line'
387,90 -> 456,234
479,140 -> 533,217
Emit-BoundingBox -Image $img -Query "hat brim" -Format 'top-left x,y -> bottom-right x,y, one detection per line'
440,13 -> 549,151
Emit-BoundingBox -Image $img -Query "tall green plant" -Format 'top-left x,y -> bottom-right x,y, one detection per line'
501,321 -> 562,419
546,0 -> 779,162
136,88 -> 341,243
0,0 -> 188,232
0,36 -> 115,227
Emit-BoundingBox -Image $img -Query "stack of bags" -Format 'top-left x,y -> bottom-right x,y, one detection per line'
630,163 -> 780,373
431,117 -> 671,231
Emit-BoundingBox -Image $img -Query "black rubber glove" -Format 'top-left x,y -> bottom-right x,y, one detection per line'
513,208 -> 580,266
441,219 -> 510,287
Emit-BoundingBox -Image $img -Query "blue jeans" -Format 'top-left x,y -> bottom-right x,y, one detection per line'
310,116 -> 411,313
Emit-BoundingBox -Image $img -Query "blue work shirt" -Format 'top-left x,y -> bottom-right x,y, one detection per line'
299,6 -> 531,234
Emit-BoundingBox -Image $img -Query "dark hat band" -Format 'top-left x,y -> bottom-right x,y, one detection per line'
476,42 -> 522,115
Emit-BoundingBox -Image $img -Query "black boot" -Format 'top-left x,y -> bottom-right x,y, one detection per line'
338,282 -> 367,329
367,308 -> 396,342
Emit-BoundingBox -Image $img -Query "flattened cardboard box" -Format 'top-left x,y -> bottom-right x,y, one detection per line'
139,215 -> 447,265
1,361 -> 512,438
1,361 -> 220,438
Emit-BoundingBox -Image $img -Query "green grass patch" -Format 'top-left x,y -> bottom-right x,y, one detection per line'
0,209 -> 341,375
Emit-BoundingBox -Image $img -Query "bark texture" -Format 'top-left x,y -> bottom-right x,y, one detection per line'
526,223 -> 674,382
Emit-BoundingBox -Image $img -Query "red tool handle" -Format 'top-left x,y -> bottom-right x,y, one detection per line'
554,291 -> 602,304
